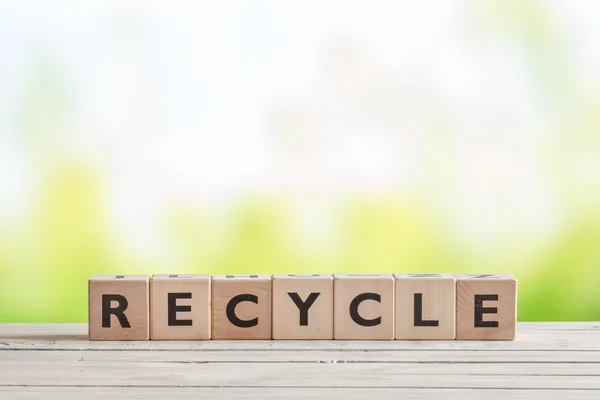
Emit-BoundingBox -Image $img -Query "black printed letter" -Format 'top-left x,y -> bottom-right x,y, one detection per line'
287,292 -> 320,326
168,292 -> 192,326
102,294 -> 131,328
414,293 -> 439,327
226,294 -> 259,328
349,292 -> 381,327
474,294 -> 499,328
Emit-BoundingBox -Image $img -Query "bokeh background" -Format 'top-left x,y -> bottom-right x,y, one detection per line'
1,1 -> 599,323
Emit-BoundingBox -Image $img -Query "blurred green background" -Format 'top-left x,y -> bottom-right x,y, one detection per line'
1,1 -> 599,322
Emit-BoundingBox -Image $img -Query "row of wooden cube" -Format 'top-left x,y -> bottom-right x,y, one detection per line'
89,273 -> 517,341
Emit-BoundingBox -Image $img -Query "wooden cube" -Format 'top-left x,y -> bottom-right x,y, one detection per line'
150,274 -> 211,340
272,274 -> 333,340
456,274 -> 517,340
394,273 -> 456,340
212,274 -> 272,340
333,274 -> 394,340
88,275 -> 150,341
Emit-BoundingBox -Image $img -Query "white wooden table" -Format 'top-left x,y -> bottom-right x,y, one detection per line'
0,323 -> 598,399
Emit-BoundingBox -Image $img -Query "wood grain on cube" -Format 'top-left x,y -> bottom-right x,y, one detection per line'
333,274 -> 394,340
150,274 -> 211,340
394,273 -> 456,340
212,275 -> 272,340
456,274 -> 517,340
88,275 -> 150,341
272,274 -> 333,340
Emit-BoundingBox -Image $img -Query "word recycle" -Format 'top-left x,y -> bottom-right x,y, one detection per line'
88,273 -> 517,341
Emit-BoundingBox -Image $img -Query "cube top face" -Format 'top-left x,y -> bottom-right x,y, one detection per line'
394,273 -> 456,340
272,274 -> 333,339
152,274 -> 211,280
394,273 -> 455,280
333,275 -> 394,340
88,275 -> 150,341
272,274 -> 332,280
212,274 -> 271,281
90,275 -> 149,281
150,275 -> 211,340
334,273 -> 393,280
454,274 -> 516,281
212,277 -> 272,340
456,275 -> 517,341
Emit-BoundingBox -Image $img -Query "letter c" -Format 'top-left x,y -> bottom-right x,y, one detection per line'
349,292 -> 381,327
226,294 -> 259,328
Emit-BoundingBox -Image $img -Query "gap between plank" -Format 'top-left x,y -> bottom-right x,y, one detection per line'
1,384 -> 599,391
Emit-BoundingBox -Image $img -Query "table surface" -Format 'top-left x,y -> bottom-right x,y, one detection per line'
0,322 -> 598,399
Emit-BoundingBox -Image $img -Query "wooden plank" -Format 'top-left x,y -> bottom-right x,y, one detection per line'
0,362 -> 599,389
1,387 -> 599,400
0,360 -> 597,375
1,323 -> 599,351
1,349 -> 600,363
